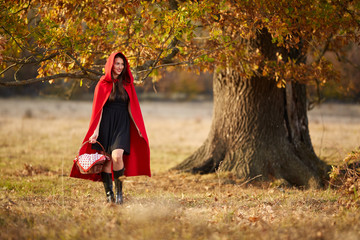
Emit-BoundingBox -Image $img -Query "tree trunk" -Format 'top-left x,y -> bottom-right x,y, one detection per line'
174,27 -> 331,187
174,70 -> 328,187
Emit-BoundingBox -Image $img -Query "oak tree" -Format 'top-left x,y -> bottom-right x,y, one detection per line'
1,0 -> 359,187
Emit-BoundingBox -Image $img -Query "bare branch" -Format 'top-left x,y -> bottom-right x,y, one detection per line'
1,26 -> 26,52
1,51 -> 103,87
315,35 -> 333,63
135,28 -> 181,72
307,35 -> 333,65
65,52 -> 102,76
141,49 -> 164,81
0,73 -> 98,87
334,50 -> 360,71
162,38 -> 180,64
3,52 -> 102,81
135,45 -> 224,82
307,35 -> 334,108
64,80 -> 80,100
14,64 -> 24,82
136,61 -> 191,74
4,52 -> 59,65
13,0 -> 32,15
0,63 -> 17,76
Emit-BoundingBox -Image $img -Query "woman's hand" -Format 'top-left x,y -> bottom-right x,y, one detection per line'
89,131 -> 99,143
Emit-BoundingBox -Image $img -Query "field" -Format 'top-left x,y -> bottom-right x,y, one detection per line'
1,98 -> 360,239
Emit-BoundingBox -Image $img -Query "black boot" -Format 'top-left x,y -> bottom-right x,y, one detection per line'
101,172 -> 114,203
113,168 -> 125,204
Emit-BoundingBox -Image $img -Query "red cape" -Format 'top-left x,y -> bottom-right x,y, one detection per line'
70,52 -> 151,181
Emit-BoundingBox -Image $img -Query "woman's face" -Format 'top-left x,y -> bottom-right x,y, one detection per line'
112,57 -> 125,78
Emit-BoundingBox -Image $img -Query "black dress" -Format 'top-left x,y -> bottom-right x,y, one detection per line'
92,90 -> 130,155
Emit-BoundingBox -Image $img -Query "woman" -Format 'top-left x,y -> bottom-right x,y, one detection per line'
70,52 -> 151,204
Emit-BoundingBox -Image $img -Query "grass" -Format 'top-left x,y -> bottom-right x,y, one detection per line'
1,98 -> 360,239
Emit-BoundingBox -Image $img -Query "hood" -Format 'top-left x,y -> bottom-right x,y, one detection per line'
102,51 -> 133,84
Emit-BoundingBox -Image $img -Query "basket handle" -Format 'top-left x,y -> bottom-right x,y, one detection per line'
79,140 -> 106,154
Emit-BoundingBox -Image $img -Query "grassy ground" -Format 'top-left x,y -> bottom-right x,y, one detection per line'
0,98 -> 360,240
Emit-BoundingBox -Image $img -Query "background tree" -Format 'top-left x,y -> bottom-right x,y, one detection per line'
318,43 -> 360,102
1,0 -> 359,187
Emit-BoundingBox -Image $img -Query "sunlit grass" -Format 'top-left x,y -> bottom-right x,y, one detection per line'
1,99 -> 360,239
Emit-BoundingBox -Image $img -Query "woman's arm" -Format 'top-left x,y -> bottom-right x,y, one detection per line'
128,103 -> 143,138
89,109 -> 103,143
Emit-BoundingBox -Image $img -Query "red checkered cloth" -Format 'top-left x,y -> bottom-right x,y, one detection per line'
75,153 -> 109,173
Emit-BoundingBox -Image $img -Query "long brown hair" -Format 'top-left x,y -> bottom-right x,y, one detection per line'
109,53 -> 131,101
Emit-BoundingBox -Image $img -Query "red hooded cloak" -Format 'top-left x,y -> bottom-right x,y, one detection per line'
70,52 -> 151,181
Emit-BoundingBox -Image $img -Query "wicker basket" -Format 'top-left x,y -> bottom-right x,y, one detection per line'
75,140 -> 110,174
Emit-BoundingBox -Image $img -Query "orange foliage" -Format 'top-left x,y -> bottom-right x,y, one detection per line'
0,0 -> 359,87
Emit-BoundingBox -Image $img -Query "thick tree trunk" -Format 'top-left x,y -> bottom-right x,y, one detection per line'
174,71 -> 328,187
175,28 -> 329,188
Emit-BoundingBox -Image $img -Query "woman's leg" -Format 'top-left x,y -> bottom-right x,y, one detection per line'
101,154 -> 114,202
112,149 -> 125,204
111,149 -> 124,171
102,159 -> 112,173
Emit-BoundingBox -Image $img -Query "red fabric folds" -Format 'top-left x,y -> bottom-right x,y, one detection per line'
70,52 -> 151,181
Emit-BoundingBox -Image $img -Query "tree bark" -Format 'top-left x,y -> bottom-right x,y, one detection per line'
174,29 -> 329,188
175,71 -> 328,187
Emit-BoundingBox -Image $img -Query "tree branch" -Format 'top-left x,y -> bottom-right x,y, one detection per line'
0,73 -> 98,87
3,52 -> 59,65
342,2 -> 360,28
162,38 -> 180,64
135,61 -> 191,74
307,35 -> 333,107
1,51 -> 103,87
14,64 -> 24,82
134,36 -> 180,78
334,50 -> 360,71
13,0 -> 32,15
65,52 -> 102,76
1,26 -> 26,52
141,49 -> 164,82
0,63 -> 17,76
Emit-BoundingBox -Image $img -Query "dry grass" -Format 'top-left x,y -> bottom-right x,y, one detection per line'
1,98 -> 360,240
